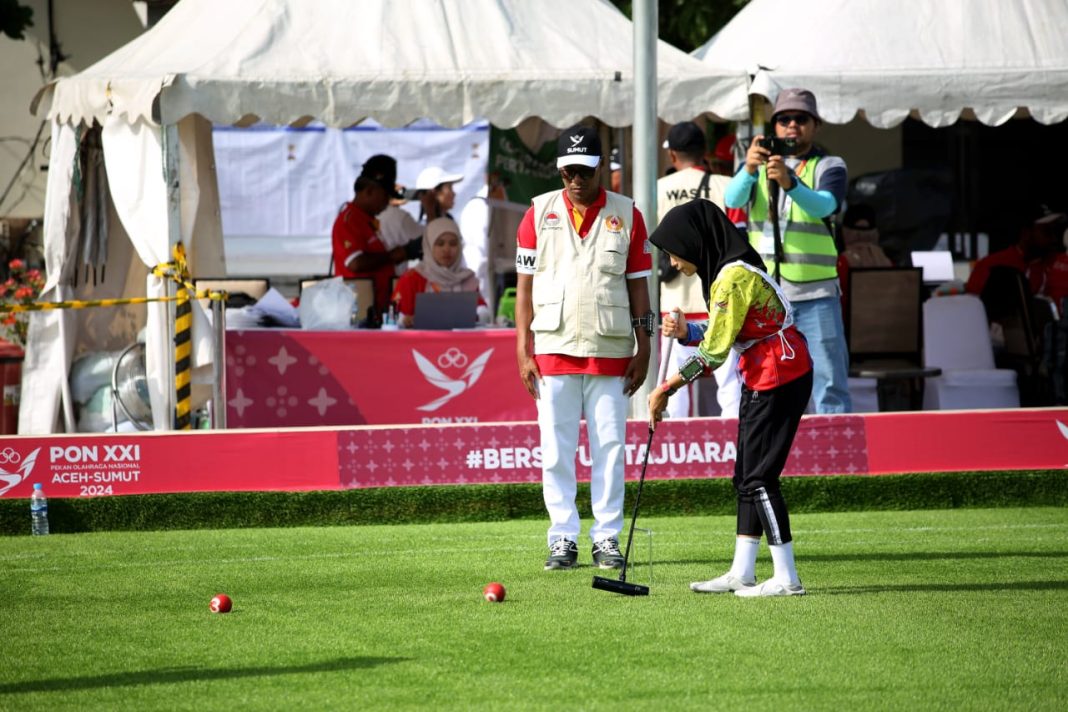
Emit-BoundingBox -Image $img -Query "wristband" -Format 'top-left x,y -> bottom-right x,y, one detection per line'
659,381 -> 678,397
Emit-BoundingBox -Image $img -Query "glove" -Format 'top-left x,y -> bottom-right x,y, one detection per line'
404,236 -> 423,261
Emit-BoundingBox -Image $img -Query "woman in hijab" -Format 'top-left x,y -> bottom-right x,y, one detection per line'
390,217 -> 490,327
648,200 -> 813,597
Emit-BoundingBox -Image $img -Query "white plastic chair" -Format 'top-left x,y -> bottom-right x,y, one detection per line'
923,295 -> 1019,410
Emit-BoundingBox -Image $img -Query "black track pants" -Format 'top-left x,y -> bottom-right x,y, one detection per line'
733,371 -> 813,544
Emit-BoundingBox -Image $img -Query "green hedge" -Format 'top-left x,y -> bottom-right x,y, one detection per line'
1,470 -> 1065,535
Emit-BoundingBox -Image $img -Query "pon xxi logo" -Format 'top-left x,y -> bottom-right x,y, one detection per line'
0,447 -> 41,497
413,347 -> 493,412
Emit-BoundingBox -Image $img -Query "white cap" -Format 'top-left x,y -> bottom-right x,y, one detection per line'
556,155 -> 599,169
415,166 -> 464,191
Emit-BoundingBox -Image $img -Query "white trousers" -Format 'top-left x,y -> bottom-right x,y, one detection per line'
537,374 -> 627,546
714,350 -> 742,419
666,343 -> 698,418
664,345 -> 741,419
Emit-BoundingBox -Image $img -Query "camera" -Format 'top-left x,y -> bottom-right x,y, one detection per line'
757,137 -> 800,156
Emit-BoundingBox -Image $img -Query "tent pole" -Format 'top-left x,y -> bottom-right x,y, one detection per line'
55,283 -> 77,432
633,0 -> 658,418
162,122 -> 181,430
211,297 -> 227,428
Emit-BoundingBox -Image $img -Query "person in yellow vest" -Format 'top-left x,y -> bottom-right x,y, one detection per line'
515,125 -> 653,571
725,88 -> 852,413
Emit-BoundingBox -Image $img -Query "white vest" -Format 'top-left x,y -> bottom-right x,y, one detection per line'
529,190 -> 636,358
656,169 -> 731,315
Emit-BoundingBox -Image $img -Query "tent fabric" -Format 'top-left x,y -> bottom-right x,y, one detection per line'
693,0 -> 1068,128
19,115 -> 220,434
19,122 -> 80,434
36,0 -> 750,129
101,115 -> 217,429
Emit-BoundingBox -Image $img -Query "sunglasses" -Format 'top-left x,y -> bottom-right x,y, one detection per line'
775,113 -> 813,127
560,165 -> 596,181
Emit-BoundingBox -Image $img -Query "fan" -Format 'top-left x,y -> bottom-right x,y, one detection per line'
111,342 -> 153,431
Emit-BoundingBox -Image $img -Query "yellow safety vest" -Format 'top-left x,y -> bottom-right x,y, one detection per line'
748,157 -> 838,283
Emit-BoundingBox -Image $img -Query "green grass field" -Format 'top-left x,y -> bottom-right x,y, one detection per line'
2,507 -> 1066,710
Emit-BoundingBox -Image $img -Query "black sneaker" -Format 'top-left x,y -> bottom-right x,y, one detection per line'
592,537 -> 625,569
544,538 -> 578,570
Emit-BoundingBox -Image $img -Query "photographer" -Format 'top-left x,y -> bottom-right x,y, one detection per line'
724,88 -> 851,414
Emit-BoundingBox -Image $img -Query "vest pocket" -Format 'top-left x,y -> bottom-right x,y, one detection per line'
597,233 -> 628,275
594,287 -> 631,337
530,282 -> 564,332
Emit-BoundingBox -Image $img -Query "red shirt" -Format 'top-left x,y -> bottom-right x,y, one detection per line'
332,202 -> 393,310
516,188 -> 652,376
966,245 -> 1068,309
390,269 -> 487,318
687,266 -> 812,391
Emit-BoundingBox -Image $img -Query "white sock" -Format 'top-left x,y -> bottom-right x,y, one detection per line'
769,541 -> 800,586
728,536 -> 760,581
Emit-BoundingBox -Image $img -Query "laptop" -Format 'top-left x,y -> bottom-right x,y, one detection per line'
414,291 -> 479,330
910,250 -> 955,285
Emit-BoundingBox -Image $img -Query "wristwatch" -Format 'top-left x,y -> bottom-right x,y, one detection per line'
631,310 -> 656,337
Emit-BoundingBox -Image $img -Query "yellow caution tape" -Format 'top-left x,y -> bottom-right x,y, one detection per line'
5,244 -> 232,430
0,291 -> 226,313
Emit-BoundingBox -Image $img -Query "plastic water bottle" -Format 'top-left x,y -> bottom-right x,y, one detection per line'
30,483 -> 49,536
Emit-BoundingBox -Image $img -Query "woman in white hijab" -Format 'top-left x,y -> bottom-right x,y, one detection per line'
389,217 -> 490,327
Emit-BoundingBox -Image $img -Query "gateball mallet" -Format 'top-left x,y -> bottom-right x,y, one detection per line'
592,331 -> 674,596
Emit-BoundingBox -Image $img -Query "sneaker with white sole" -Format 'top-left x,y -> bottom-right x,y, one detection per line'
591,537 -> 625,569
689,572 -> 756,593
544,538 -> 578,570
734,579 -> 806,597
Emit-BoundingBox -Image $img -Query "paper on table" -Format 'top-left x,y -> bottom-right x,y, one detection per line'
248,287 -> 300,328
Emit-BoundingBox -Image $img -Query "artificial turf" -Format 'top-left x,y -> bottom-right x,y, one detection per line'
1,507 -> 1066,710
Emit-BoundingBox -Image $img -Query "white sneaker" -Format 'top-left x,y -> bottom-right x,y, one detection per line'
689,572 -> 756,593
734,579 -> 806,597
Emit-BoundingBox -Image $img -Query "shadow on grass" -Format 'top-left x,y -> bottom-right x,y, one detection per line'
818,580 -> 1068,595
654,550 -> 1068,567
0,657 -> 409,695
806,550 -> 1068,562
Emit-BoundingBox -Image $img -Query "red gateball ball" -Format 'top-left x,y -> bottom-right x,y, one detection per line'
210,593 -> 233,613
482,582 -> 506,603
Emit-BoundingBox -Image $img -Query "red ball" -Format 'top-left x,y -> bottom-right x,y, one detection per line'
209,593 -> 233,613
482,582 -> 506,603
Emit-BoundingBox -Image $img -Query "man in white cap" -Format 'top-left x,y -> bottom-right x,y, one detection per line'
725,88 -> 852,414
514,124 -> 653,571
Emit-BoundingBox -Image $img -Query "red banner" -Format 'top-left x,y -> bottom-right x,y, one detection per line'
1,409 -> 1065,499
0,430 -> 337,499
226,329 -> 537,427
864,409 -> 1068,474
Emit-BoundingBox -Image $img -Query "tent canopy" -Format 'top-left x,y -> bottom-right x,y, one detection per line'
36,0 -> 750,129
693,0 -> 1068,128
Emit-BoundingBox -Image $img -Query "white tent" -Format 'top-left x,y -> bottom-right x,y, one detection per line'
693,0 -> 1068,128
40,0 -> 749,128
23,0 -> 750,434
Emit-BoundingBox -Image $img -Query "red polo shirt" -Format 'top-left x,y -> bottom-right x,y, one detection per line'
331,201 -> 393,311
